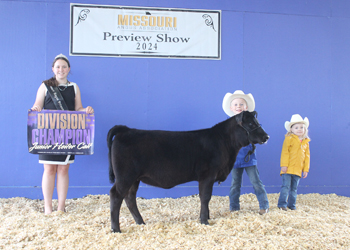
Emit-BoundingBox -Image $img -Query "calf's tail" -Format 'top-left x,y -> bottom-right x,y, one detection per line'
107,125 -> 129,183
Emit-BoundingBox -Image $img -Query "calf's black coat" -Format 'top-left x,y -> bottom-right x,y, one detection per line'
107,111 -> 269,233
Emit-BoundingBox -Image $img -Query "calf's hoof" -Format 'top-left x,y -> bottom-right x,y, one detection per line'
200,220 -> 209,225
136,220 -> 146,225
111,228 -> 121,233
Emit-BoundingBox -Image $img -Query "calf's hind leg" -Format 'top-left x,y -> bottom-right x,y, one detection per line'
110,183 -> 124,233
124,180 -> 145,225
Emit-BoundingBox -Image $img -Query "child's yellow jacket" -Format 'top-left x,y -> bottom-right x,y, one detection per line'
280,134 -> 310,177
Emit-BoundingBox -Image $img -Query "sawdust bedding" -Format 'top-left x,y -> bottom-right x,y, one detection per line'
0,193 -> 349,249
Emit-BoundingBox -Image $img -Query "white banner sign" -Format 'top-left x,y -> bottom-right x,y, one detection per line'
70,4 -> 221,59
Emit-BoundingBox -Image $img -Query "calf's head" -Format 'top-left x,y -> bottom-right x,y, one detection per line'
235,111 -> 269,145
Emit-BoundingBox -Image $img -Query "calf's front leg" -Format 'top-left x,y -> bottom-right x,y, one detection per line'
198,179 -> 214,225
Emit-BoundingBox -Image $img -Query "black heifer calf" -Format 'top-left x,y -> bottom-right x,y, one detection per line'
107,111 -> 269,233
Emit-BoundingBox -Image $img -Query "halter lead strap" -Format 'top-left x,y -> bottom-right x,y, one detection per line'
240,126 -> 257,162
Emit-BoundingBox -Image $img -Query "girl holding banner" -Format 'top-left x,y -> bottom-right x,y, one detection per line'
31,54 -> 94,214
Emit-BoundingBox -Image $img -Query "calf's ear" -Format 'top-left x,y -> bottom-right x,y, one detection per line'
235,112 -> 243,125
251,111 -> 258,118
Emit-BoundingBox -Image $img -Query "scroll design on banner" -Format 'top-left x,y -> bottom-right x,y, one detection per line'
75,9 -> 90,26
202,14 -> 216,32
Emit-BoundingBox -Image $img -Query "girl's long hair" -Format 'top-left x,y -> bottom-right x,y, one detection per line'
43,77 -> 58,87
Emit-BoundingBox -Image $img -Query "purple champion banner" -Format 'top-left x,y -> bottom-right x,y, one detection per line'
27,110 -> 95,155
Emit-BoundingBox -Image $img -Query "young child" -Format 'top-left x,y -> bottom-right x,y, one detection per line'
278,114 -> 310,211
222,90 -> 269,215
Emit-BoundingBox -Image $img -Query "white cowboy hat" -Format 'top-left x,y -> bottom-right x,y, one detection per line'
222,90 -> 255,117
284,114 -> 309,131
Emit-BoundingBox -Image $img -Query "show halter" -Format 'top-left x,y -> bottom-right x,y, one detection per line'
235,111 -> 261,162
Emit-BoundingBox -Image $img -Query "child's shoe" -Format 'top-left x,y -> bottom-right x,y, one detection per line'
259,208 -> 269,215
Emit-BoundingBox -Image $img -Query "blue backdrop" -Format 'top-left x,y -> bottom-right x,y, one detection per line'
1,0 -> 349,199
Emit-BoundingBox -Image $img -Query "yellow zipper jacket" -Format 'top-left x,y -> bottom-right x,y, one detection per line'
280,134 -> 310,177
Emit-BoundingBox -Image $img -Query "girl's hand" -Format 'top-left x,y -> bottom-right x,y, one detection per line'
302,172 -> 308,178
31,105 -> 42,112
281,166 -> 288,173
85,106 -> 94,114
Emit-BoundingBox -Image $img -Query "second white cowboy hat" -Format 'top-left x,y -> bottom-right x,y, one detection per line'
284,114 -> 309,131
222,90 -> 255,117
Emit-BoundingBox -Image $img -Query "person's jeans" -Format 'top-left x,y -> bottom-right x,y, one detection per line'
277,174 -> 301,209
229,165 -> 269,210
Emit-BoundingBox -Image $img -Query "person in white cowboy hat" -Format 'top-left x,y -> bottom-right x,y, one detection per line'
222,90 -> 269,215
278,114 -> 310,211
